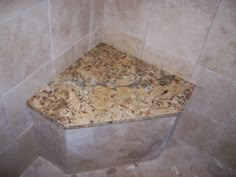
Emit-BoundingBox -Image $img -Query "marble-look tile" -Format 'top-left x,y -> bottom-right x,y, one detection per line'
32,111 -> 67,172
174,109 -> 225,153
53,35 -> 89,75
2,61 -> 55,140
103,0 -> 152,40
50,0 -> 90,57
115,117 -> 175,165
190,65 -> 236,125
199,12 -> 236,80
20,156 -> 70,177
0,100 -> 12,152
228,117 -> 236,135
102,26 -> 144,58
211,128 -> 236,170
91,0 -> 105,30
219,0 -> 236,18
142,45 -> 194,80
66,117 -> 175,173
89,27 -> 103,50
0,0 -> 44,23
145,0 -> 220,64
0,127 -> 38,177
0,2 -> 51,97
139,138 -> 236,177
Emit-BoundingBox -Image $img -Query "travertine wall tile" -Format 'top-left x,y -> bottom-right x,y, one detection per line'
0,100 -> 12,152
190,66 -> 236,125
142,45 -> 194,80
211,126 -> 236,170
0,0 -> 45,23
102,26 -> 144,58
103,0 -> 152,40
50,0 -> 90,57
2,61 -> 55,142
66,117 -> 175,173
91,0 -> 105,30
0,127 -> 38,177
90,27 -> 103,50
53,35 -> 89,75
32,111 -> 67,172
0,2 -> 51,97
199,12 -> 236,80
144,0 -> 220,64
174,109 -> 225,153
219,0 -> 236,18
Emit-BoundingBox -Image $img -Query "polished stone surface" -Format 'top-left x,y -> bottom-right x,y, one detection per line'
28,43 -> 195,129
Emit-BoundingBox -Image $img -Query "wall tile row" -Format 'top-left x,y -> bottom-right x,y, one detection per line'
0,0 -> 105,175
102,0 -> 236,171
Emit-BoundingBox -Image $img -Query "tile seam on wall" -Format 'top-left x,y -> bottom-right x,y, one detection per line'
52,33 -> 90,60
140,0 -> 153,59
0,1 -> 46,26
189,0 -> 222,80
89,0 -> 94,49
218,6 -> 236,20
188,107 -> 227,128
0,59 -> 53,100
0,123 -> 33,155
192,65 -> 234,83
47,0 -> 54,59
0,33 -> 90,101
208,117 -> 234,157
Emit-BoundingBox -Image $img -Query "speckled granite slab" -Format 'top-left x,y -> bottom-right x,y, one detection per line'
28,43 -> 195,129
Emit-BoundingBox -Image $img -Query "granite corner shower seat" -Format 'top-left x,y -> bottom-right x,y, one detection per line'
27,43 -> 195,174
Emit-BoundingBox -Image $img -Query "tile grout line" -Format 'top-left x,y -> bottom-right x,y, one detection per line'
188,107 -> 227,128
52,33 -> 90,60
89,0 -> 93,49
0,1 -> 47,26
47,0 -> 55,60
0,33 -> 90,100
189,0 -> 222,80
140,2 -> 153,59
0,123 -> 33,155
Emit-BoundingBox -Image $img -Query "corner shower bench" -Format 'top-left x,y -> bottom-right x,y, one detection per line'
28,43 -> 195,174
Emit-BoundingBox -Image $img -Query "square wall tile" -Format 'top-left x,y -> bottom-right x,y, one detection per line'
0,127 -> 38,177
89,27 -> 103,50
211,129 -> 236,170
0,100 -> 13,152
199,12 -> 236,80
91,0 -> 105,30
174,109 -> 225,153
103,0 -> 152,40
0,2 -> 51,96
50,0 -> 90,57
102,26 -> 144,58
142,45 -> 194,80
0,0 -> 45,23
190,65 -> 236,125
219,0 -> 236,19
53,35 -> 89,75
2,60 -> 55,141
144,0 -> 220,63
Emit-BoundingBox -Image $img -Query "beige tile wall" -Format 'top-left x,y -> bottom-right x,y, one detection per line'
102,0 -> 236,171
1,0 -> 235,174
0,0 -> 105,176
